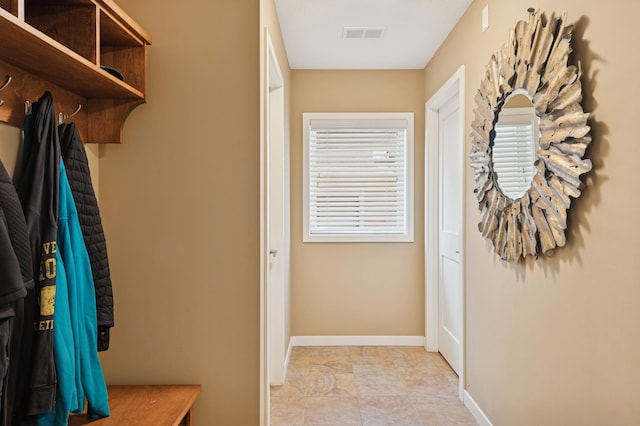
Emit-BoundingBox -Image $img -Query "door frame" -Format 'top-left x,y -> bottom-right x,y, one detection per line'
425,65 -> 465,398
260,29 -> 288,425
266,32 -> 287,387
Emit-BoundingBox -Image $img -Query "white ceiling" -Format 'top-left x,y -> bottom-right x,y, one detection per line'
274,0 -> 473,70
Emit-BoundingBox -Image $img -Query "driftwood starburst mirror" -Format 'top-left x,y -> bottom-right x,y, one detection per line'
470,10 -> 592,262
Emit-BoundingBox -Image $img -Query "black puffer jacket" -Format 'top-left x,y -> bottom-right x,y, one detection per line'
59,123 -> 114,351
0,159 -> 32,426
0,161 -> 32,304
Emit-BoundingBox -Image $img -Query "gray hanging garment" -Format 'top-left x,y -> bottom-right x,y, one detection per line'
14,91 -> 59,418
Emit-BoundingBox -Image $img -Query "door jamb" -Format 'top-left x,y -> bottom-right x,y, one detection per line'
266,31 -> 285,387
425,65 -> 466,399
261,29 -> 286,426
265,33 -> 287,385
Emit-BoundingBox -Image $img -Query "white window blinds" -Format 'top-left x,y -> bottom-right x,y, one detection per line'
492,107 -> 538,200
303,113 -> 414,242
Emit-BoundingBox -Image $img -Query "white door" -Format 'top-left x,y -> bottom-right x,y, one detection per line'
438,95 -> 462,375
267,38 -> 288,387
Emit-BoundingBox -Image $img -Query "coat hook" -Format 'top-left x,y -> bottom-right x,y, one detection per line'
58,103 -> 82,124
0,75 -> 10,107
0,75 -> 11,92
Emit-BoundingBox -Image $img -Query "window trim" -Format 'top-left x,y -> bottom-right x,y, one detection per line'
303,112 -> 414,243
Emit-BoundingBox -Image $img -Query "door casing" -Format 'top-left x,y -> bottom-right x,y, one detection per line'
266,32 -> 287,387
425,65 -> 465,399
261,29 -> 289,426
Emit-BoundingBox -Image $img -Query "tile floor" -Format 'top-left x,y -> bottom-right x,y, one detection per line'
270,346 -> 477,425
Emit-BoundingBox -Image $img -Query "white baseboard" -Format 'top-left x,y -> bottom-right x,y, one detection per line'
283,338 -> 293,377
290,335 -> 425,346
464,390 -> 492,426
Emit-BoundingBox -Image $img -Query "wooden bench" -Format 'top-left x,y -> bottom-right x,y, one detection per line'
69,385 -> 201,425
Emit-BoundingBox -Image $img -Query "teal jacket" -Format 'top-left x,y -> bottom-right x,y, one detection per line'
38,161 -> 109,425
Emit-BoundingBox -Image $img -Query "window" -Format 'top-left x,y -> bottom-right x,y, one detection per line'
303,112 -> 414,242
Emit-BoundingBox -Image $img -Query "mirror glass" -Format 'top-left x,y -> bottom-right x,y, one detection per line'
491,89 -> 539,200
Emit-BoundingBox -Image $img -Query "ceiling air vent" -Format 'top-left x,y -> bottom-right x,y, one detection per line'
343,26 -> 386,40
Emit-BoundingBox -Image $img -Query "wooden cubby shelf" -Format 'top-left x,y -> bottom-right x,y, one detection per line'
0,0 -> 151,143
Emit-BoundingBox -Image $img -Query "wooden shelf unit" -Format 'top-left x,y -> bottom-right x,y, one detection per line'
0,0 -> 151,143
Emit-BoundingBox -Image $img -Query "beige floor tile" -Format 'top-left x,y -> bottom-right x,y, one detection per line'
393,354 -> 451,374
352,360 -> 396,376
275,373 -> 308,398
306,346 -> 351,357
350,346 -> 392,358
309,355 -> 353,374
355,371 -> 407,396
270,346 -> 476,426
306,373 -> 358,397
289,353 -> 311,374
304,396 -> 362,424
291,346 -> 313,356
270,394 -> 306,425
411,394 -> 476,425
388,346 -> 431,359
359,395 -> 424,425
412,403 -> 476,425
401,371 -> 458,398
271,383 -> 304,400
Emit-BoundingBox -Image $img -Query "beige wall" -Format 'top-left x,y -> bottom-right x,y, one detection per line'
424,0 -> 640,424
98,0 -> 268,424
0,124 -> 22,177
290,70 -> 425,336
